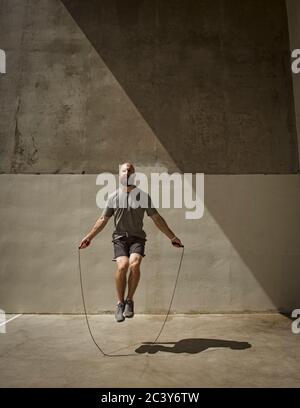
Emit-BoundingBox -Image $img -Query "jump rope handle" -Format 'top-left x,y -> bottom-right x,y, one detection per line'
172,242 -> 184,248
78,238 -> 91,250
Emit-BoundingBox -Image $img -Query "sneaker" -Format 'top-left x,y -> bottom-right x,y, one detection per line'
115,302 -> 125,322
124,298 -> 134,318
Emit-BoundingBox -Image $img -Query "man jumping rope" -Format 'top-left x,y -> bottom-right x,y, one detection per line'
79,162 -> 183,323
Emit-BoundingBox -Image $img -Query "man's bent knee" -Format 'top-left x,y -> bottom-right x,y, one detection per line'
129,260 -> 141,272
116,257 -> 129,273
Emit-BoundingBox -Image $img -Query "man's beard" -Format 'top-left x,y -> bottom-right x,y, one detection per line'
120,176 -> 134,186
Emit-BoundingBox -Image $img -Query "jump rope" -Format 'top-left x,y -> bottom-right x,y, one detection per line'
78,242 -> 184,358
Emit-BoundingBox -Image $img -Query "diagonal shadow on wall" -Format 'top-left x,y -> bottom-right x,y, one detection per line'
61,0 -> 299,175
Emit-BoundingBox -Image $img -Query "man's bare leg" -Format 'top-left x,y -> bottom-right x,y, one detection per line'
127,253 -> 143,300
115,256 -> 129,303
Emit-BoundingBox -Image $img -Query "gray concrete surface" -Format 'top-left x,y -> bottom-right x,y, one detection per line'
287,0 -> 300,162
0,0 -> 298,174
1,173 -> 300,314
0,313 -> 299,387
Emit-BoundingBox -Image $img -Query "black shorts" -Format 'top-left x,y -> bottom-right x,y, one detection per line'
112,235 -> 146,261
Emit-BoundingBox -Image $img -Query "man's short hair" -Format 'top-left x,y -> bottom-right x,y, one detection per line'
119,162 -> 135,172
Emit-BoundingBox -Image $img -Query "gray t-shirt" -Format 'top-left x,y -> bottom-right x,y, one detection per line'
101,186 -> 158,240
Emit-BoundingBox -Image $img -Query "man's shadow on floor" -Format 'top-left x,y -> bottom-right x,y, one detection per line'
135,338 -> 251,354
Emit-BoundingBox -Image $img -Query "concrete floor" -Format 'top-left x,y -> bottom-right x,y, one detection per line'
0,313 -> 299,387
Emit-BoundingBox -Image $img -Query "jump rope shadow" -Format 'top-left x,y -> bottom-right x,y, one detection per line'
135,338 -> 252,354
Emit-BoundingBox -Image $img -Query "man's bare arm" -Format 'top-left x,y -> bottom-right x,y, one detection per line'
150,213 -> 183,247
88,215 -> 111,239
79,215 -> 111,249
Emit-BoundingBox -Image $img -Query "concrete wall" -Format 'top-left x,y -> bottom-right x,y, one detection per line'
0,0 -> 298,174
287,0 -> 300,161
0,0 -> 300,313
0,173 -> 299,313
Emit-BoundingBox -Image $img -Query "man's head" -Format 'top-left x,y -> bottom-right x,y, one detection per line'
119,162 -> 135,186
